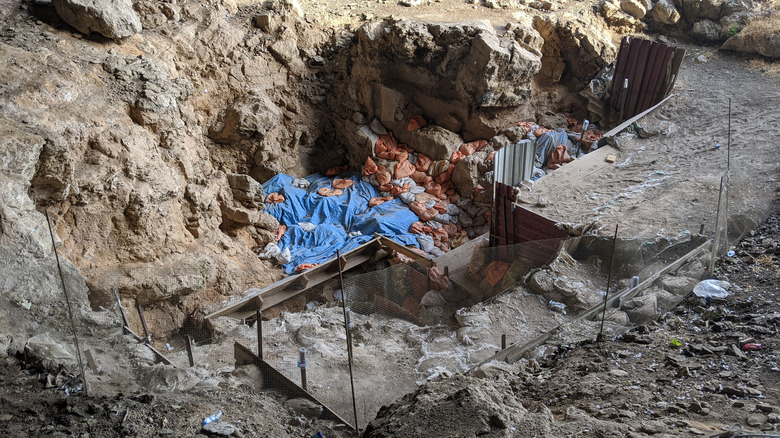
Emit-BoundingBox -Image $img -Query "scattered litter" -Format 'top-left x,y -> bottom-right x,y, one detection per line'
548,300 -> 567,314
202,409 -> 222,426
742,343 -> 763,351
713,142 -> 721,150
727,250 -> 735,257
165,343 -> 174,351
277,247 -> 292,264
692,279 -> 730,299
258,242 -> 281,259
606,154 -> 617,163
298,222 -> 317,232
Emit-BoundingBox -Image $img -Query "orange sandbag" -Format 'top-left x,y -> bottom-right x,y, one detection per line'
410,170 -> 429,184
376,166 -> 392,186
459,139 -> 487,156
486,151 -> 497,161
517,121 -> 535,131
424,180 -> 442,197
547,145 -> 573,170
409,222 -> 426,234
484,261 -> 510,287
409,201 -> 438,222
332,178 -> 354,189
581,130 -> 602,150
296,263 -> 319,272
275,224 -> 287,241
394,149 -> 409,163
390,183 -> 410,196
266,192 -> 285,204
533,126 -> 551,138
442,224 -> 458,237
450,150 -> 465,165
317,187 -> 343,197
435,165 -> 453,184
325,165 -> 348,176
433,202 -> 447,214
448,194 -> 459,204
445,188 -> 456,196
394,160 -> 416,179
415,154 -> 432,172
408,115 -> 428,131
363,157 -> 378,176
369,196 -> 394,207
375,132 -> 399,160
475,184 -> 486,193
428,266 -> 449,290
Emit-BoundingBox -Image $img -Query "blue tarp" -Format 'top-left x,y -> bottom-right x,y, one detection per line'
263,172 -> 421,274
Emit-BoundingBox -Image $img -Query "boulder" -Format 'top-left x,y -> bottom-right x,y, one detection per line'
723,28 -> 780,58
53,0 -> 142,39
227,174 -> 266,209
657,275 -> 699,296
648,0 -> 681,24
209,92 -> 281,144
284,398 -> 324,419
24,332 -> 77,372
621,294 -> 658,324
534,14 -> 617,84
680,0 -> 726,22
692,19 -> 723,41
407,125 -> 463,162
621,0 -> 648,18
654,289 -> 680,310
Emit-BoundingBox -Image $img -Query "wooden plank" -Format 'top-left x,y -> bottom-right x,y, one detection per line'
376,235 -> 433,268
207,237 -> 383,320
475,239 -> 712,365
603,93 -> 675,138
233,342 -> 356,430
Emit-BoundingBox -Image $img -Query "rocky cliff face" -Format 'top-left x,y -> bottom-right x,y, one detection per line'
0,0 -> 575,343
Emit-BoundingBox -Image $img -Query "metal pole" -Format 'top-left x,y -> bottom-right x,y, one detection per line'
298,347 -> 307,391
598,224 -> 619,342
185,335 -> 195,367
727,98 -> 731,171
256,309 -> 263,360
337,249 -> 360,433
136,304 -> 152,344
45,209 -> 89,396
709,176 -> 725,276
501,334 -> 506,350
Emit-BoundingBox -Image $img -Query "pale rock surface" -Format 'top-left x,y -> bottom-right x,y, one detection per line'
52,0 -> 142,39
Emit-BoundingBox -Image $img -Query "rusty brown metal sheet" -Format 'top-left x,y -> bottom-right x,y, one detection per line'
609,37 -> 686,121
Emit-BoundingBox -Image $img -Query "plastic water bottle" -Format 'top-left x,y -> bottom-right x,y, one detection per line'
203,410 -> 222,426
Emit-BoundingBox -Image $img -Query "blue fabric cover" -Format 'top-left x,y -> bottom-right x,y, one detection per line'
263,172 -> 420,274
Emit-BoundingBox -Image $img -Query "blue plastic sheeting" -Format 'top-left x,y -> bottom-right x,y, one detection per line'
263,172 -> 420,274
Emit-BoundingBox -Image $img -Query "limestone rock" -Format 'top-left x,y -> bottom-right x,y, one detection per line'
534,14 -> 617,84
408,125 -> 463,162
654,289 -> 680,310
648,0 -> 681,24
680,0 -> 726,22
508,22 -> 544,57
657,275 -> 699,296
723,29 -> 780,58
692,19 -> 723,41
52,0 -> 142,39
209,93 -> 281,144
227,174 -> 266,209
621,294 -> 658,324
621,0 -> 648,18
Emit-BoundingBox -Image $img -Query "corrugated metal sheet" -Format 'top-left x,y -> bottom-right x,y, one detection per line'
609,37 -> 685,121
493,140 -> 535,187
490,182 -> 569,257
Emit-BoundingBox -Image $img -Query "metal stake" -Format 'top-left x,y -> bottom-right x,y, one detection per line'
501,334 -> 506,350
185,335 -> 195,367
298,347 -> 307,391
598,224 -> 619,342
256,309 -> 263,360
45,209 -> 88,396
337,249 -> 360,433
136,304 -> 152,344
